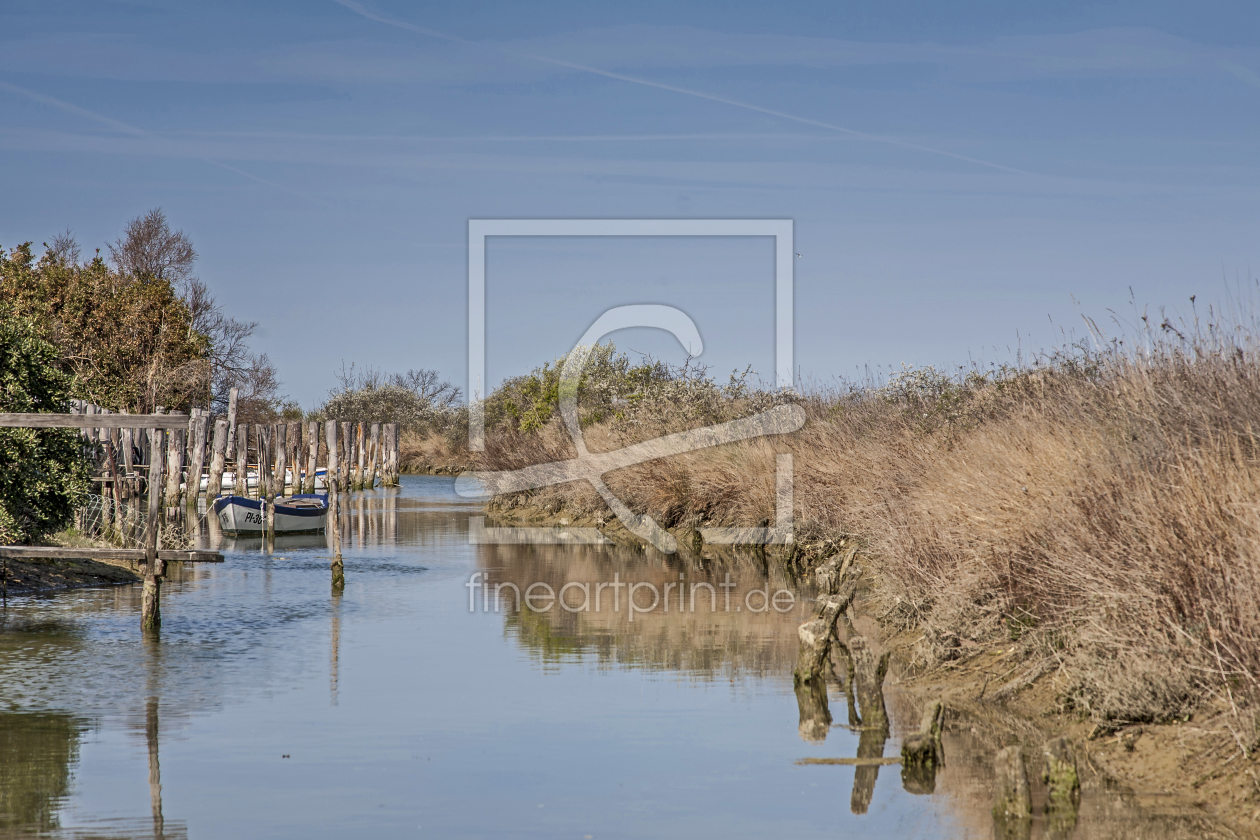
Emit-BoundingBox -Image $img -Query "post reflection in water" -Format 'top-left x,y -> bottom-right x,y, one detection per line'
146,696 -> 165,840
330,588 -> 342,707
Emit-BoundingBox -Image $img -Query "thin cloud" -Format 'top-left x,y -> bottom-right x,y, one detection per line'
331,0 -> 1035,176
0,78 -> 309,198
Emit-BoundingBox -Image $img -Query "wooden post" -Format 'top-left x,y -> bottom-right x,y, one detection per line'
187,410 -> 208,507
224,387 -> 239,462
392,423 -> 400,485
207,419 -> 228,499
101,411 -> 123,538
259,424 -> 275,533
234,423 -> 249,497
353,422 -> 364,491
142,428 -> 166,631
305,421 -> 319,494
288,422 -> 302,495
164,414 -> 185,513
340,421 -> 353,491
275,423 -> 288,504
119,413 -> 137,540
326,421 -> 343,589
367,422 -> 380,489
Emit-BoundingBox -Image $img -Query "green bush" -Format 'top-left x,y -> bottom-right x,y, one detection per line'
0,314 -> 89,544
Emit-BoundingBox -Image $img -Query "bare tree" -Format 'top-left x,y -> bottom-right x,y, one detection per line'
393,368 -> 461,409
47,228 -> 81,266
108,208 -> 197,283
107,207 -> 288,415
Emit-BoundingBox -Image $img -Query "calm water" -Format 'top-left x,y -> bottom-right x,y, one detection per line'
0,477 -> 1224,839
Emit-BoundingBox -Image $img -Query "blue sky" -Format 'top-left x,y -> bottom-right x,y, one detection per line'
2,0 -> 1258,407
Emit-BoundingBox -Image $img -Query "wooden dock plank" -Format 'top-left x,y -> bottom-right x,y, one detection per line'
0,547 -> 224,563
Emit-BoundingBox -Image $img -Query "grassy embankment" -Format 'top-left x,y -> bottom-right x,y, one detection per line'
401,317 -> 1260,813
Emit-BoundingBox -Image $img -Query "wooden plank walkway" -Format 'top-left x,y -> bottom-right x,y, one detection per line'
0,547 -> 223,563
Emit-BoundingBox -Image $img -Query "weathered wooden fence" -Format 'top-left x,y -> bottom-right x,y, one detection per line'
65,394 -> 403,518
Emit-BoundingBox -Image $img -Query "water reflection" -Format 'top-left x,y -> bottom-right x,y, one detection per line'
475,541 -> 816,677
0,711 -> 82,834
0,477 -> 1242,838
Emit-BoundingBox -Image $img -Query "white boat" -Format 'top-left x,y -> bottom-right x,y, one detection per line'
212,494 -> 329,535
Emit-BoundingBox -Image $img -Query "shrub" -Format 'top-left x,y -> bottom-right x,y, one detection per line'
0,313 -> 89,543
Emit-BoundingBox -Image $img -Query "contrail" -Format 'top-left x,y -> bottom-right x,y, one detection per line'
332,0 -> 1034,176
0,79 -> 305,196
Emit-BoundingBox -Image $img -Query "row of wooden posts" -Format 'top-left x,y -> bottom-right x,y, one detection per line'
71,392 -> 402,520
53,391 -> 405,628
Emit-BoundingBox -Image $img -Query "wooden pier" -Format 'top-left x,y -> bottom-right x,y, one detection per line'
0,389 -> 405,628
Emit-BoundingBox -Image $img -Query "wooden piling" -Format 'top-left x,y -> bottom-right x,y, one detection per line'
340,421 -> 353,491
163,414 -> 185,513
119,413 -> 137,539
260,424 -> 275,532
305,421 -> 318,494
275,423 -> 288,504
326,420 -> 343,588
287,421 -> 301,495
993,746 -> 1032,821
207,419 -> 228,499
391,423 -> 401,485
224,387 -> 239,462
187,410 -> 208,507
367,422 -> 380,489
234,423 -> 249,497
142,428 -> 166,631
102,412 -> 124,537
355,422 -> 366,490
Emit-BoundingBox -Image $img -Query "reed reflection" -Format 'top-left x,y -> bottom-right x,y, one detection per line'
476,542 -> 815,678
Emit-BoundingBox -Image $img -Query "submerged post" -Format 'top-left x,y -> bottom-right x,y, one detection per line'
326,421 -> 343,588
142,428 -> 166,631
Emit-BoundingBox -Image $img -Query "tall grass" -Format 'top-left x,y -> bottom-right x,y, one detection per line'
465,306 -> 1260,723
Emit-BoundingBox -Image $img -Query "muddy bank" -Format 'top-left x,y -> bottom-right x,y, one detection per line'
399,461 -> 467,476
1,555 -> 140,596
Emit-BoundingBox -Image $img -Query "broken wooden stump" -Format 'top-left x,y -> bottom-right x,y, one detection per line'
992,745 -> 1032,840
900,700 -> 944,794
793,557 -> 860,685
1042,736 -> 1080,840
794,675 -> 832,743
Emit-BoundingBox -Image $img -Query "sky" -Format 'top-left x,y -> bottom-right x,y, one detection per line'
1,0 -> 1258,408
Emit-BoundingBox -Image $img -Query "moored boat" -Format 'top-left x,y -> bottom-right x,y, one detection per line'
212,494 -> 329,535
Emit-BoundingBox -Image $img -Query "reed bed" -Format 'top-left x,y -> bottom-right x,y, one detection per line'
423,311 -> 1260,725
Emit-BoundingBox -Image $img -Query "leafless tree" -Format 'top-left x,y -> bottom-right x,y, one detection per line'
47,228 -> 81,266
108,208 -> 196,283
108,207 -> 288,415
